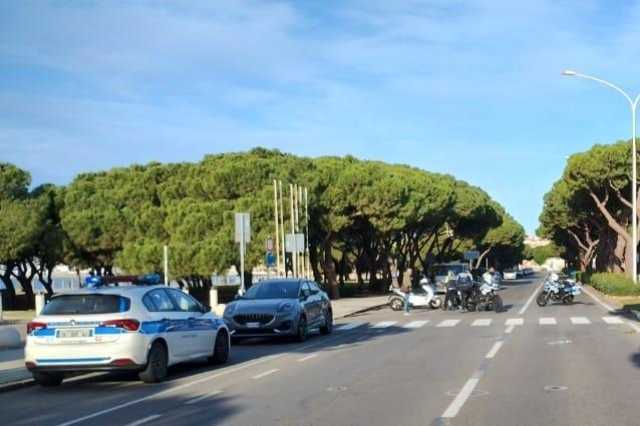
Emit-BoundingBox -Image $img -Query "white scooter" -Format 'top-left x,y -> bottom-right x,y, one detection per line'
388,278 -> 442,311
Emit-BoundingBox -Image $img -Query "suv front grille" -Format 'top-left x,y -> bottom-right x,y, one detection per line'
234,313 -> 274,325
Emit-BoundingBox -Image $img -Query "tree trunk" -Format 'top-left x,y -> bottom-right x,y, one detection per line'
321,236 -> 339,299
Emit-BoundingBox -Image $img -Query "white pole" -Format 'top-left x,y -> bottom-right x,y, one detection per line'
240,217 -> 246,293
563,70 -> 640,282
290,184 -> 297,278
633,105 -> 638,283
273,180 -> 280,276
305,187 -> 310,279
279,180 -> 285,276
163,245 -> 169,286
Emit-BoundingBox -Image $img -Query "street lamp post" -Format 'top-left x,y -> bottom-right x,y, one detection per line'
563,70 -> 640,283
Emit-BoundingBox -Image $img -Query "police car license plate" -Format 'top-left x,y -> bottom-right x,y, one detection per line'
246,322 -> 260,329
57,328 -> 93,339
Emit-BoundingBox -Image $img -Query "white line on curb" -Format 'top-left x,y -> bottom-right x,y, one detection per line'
518,281 -> 544,315
441,378 -> 480,418
123,414 -> 162,426
582,286 -> 615,312
437,319 -> 460,328
485,341 -> 504,359
602,316 -> 624,325
186,390 -> 221,405
252,369 -> 279,380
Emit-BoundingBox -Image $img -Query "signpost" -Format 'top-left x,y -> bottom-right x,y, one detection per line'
285,233 -> 305,277
464,250 -> 480,270
235,213 -> 251,294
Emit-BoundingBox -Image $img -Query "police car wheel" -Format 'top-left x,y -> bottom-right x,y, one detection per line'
209,330 -> 229,365
139,341 -> 168,383
33,371 -> 64,387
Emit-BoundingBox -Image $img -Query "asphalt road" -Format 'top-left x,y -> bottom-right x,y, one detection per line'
2,275 -> 640,426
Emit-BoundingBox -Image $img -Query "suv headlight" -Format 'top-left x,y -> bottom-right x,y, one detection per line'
278,302 -> 294,313
224,303 -> 237,317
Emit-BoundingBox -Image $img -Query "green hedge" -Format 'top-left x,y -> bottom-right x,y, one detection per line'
588,272 -> 640,296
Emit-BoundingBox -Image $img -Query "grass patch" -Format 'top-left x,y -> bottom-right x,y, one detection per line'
586,273 -> 640,297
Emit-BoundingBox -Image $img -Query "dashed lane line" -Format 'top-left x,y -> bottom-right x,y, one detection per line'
251,369 -> 279,380
123,415 -> 162,426
485,341 -> 504,359
185,391 -> 222,405
518,281 -> 544,315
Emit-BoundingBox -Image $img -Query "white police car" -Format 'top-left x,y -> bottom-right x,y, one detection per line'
25,275 -> 230,387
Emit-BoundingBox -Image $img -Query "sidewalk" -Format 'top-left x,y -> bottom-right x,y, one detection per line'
0,295 -> 390,391
331,294 -> 389,318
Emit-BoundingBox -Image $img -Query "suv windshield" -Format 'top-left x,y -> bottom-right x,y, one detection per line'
243,281 -> 300,300
41,294 -> 130,315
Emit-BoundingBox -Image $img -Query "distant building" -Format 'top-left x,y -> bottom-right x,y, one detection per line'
524,235 -> 551,248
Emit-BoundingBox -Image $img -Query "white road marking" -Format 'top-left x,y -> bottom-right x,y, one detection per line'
436,319 -> 460,328
485,341 -> 504,359
518,281 -> 544,315
403,320 -> 429,329
441,377 -> 480,418
55,331 -> 352,426
506,318 -> 524,326
298,354 -> 318,362
505,324 -> 516,334
539,317 -> 557,325
185,390 -> 221,405
570,317 -> 591,325
582,286 -> 616,312
335,321 -> 366,331
372,321 -> 397,328
123,415 -> 162,426
252,369 -> 279,380
602,316 -> 624,325
471,319 -> 492,327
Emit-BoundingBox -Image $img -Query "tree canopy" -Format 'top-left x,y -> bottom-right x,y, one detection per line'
1,149 -> 525,304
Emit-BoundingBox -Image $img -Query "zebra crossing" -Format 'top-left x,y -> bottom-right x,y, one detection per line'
334,315 -> 634,332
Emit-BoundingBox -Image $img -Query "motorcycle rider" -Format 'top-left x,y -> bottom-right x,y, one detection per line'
483,267 -> 496,285
402,268 -> 413,316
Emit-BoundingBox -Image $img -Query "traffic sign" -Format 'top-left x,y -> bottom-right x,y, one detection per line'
234,213 -> 250,243
464,250 -> 480,261
266,252 -> 276,268
285,233 -> 305,253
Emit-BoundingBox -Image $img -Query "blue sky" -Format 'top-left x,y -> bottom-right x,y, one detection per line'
2,1 -> 640,234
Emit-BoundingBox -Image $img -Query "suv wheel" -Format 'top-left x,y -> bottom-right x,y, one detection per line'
320,310 -> 333,335
139,341 -> 168,383
295,316 -> 308,342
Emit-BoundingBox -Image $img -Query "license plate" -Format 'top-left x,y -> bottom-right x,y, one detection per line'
57,328 -> 93,339
246,322 -> 260,329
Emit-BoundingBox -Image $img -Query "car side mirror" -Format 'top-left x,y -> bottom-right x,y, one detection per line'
202,305 -> 211,313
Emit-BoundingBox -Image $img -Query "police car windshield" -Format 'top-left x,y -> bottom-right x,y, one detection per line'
243,281 -> 300,300
41,294 -> 130,315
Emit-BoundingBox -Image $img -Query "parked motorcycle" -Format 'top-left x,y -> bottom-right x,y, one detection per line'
536,274 -> 582,307
465,278 -> 504,313
388,278 -> 442,311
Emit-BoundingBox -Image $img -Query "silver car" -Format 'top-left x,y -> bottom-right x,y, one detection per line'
223,279 -> 333,342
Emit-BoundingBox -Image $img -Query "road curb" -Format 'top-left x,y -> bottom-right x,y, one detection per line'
0,377 -> 33,393
337,302 -> 389,319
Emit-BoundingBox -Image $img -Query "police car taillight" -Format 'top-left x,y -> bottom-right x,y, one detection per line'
102,319 -> 140,331
27,321 -> 47,334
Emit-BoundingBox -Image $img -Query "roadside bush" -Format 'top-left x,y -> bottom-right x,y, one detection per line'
589,273 -> 640,296
338,282 -> 361,298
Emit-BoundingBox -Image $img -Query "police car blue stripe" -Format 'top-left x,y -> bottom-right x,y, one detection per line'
36,357 -> 110,364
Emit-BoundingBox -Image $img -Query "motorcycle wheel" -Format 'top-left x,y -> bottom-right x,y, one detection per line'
494,294 -> 504,313
465,300 -> 477,312
562,295 -> 574,304
430,298 -> 442,309
536,291 -> 548,307
390,297 -> 404,311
